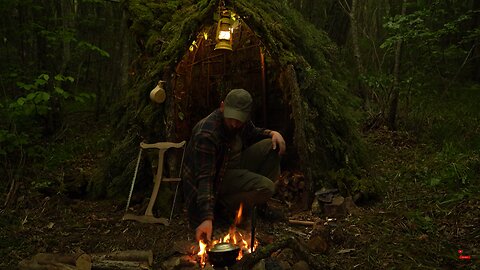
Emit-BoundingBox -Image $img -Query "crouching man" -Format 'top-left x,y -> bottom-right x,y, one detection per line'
182,88 -> 286,241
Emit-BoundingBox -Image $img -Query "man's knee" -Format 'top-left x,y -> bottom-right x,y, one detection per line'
257,138 -> 273,152
259,178 -> 275,198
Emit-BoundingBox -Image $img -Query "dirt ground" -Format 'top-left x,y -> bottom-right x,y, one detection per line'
1,129 -> 479,269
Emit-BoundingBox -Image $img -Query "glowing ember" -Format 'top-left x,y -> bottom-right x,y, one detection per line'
194,203 -> 259,267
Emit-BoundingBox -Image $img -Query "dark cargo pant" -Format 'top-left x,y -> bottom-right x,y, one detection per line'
217,138 -> 280,217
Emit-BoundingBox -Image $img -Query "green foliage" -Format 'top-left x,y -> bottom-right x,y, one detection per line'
397,87 -> 480,199
381,1 -> 479,90
406,210 -> 437,234
1,0 -> 132,198
7,74 -> 95,118
424,146 -> 479,194
77,41 -> 111,58
327,168 -> 378,196
405,84 -> 480,149
0,73 -> 96,192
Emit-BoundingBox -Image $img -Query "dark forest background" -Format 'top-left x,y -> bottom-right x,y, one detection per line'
1,0 -> 478,203
0,0 -> 479,268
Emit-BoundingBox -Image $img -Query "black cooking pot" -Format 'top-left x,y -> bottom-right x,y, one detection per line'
207,242 -> 240,267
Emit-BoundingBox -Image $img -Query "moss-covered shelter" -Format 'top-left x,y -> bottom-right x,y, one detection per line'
91,0 -> 366,209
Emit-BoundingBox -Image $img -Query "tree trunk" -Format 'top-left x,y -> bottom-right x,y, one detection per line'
61,0 -> 73,73
340,0 -> 368,103
472,0 -> 480,82
279,65 -> 312,210
349,0 -> 365,77
387,0 -> 407,130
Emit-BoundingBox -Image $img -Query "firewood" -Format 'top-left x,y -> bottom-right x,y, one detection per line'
232,237 -> 326,270
91,260 -> 150,270
18,252 -> 90,270
288,219 -> 315,226
76,254 -> 92,270
91,250 -> 153,266
18,259 -> 76,270
18,250 -> 152,270
33,253 -> 76,265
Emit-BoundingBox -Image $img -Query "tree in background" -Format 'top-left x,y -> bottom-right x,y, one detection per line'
298,0 -> 480,131
0,0 -> 134,206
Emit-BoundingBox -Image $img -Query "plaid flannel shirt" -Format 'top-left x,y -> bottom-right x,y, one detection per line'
182,109 -> 271,226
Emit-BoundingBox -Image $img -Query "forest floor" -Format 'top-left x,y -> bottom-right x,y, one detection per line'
1,126 -> 479,269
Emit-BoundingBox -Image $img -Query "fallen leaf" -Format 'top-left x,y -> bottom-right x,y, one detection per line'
47,222 -> 54,229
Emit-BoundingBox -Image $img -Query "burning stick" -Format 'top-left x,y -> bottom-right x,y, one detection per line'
250,205 -> 257,253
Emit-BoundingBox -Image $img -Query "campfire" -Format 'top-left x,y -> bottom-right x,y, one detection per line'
197,204 -> 258,268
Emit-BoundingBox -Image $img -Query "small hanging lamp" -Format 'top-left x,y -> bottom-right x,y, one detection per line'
214,9 -> 233,51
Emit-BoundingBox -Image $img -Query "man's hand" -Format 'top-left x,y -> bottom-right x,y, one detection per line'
270,131 -> 286,155
196,219 -> 213,242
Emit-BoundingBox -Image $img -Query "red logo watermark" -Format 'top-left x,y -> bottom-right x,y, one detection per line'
458,249 -> 472,260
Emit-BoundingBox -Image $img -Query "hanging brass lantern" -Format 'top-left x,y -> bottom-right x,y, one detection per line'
214,10 -> 233,51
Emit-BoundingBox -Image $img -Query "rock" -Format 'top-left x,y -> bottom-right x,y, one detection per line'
332,196 -> 345,204
315,188 -> 338,203
292,260 -> 310,270
172,240 -> 195,255
344,196 -> 360,215
306,235 -> 329,254
314,188 -> 338,196
353,192 -> 362,203
310,199 -> 321,215
265,258 -> 288,270
252,259 -> 266,270
161,255 -> 196,270
275,248 -> 296,265
162,256 -> 181,270
277,260 -> 292,270
323,196 -> 347,217
311,221 -> 328,236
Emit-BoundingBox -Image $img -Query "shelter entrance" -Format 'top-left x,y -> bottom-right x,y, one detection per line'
171,21 -> 288,142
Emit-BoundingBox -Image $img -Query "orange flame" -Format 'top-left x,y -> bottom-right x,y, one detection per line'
234,203 -> 243,225
196,203 -> 259,267
197,240 -> 207,267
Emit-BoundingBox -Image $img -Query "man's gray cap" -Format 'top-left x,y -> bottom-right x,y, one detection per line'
224,89 -> 252,123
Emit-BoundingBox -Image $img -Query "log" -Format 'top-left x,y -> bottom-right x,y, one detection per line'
76,254 -> 92,270
18,259 -> 76,270
232,237 -> 326,270
18,250 -> 152,270
288,219 -> 315,226
33,253 -> 76,265
232,237 -> 290,270
91,260 -> 150,270
284,238 -> 326,270
18,252 -> 91,270
91,250 -> 153,266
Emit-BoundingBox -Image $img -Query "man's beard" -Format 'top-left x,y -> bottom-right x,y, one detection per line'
225,125 -> 241,138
